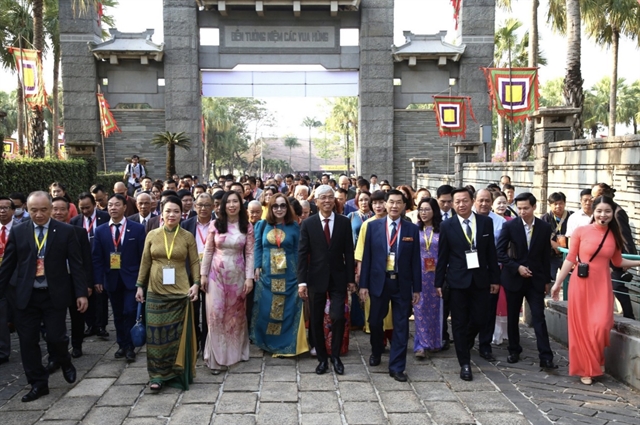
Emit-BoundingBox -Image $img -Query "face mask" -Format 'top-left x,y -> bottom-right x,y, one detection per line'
15,208 -> 24,215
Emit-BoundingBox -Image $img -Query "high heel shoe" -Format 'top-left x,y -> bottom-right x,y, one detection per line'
580,377 -> 592,385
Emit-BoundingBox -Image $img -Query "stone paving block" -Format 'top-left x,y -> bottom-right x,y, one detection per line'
595,411 -> 640,424
260,381 -> 298,402
114,367 -> 150,385
337,364 -> 370,382
212,414 -> 256,425
343,401 -> 386,424
217,392 -> 257,414
42,395 -> 98,420
249,345 -> 263,357
456,391 -> 517,412
193,367 -> 225,384
338,381 -> 378,401
263,356 -> 293,366
129,393 -> 179,417
98,384 -> 144,406
0,411 -> 43,425
413,382 -> 457,402
262,365 -> 297,382
66,378 -> 116,397
299,372 -> 335,391
340,354 -> 365,364
85,361 -> 127,378
388,413 -> 433,425
370,372 -> 412,391
300,390 -> 339,413
404,364 -> 444,382
170,403 -> 214,425
583,402 -> 640,418
379,391 -> 424,413
83,406 -> 130,425
0,387 -> 65,411
256,402 -> 298,425
223,373 -> 260,391
142,385 -> 181,396
538,401 -> 599,416
301,412 -> 343,425
228,358 -> 262,374
473,411 -> 530,424
122,419 -> 169,425
179,383 -> 220,404
423,401 -> 475,424
446,375 -> 496,392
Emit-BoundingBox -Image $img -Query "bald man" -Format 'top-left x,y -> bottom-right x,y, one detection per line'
113,182 -> 138,217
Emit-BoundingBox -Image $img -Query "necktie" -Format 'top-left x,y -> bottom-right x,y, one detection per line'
113,223 -> 121,245
463,219 -> 473,247
323,219 -> 331,245
443,212 -> 448,220
526,225 -> 533,249
389,222 -> 398,254
36,226 -> 45,283
0,226 -> 6,257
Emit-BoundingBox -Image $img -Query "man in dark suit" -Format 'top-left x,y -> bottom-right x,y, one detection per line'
145,190 -> 178,233
113,182 -> 138,217
71,192 -> 110,339
496,192 -> 557,368
434,187 -> 500,381
0,196 -> 16,364
298,185 -> 355,375
0,191 -> 88,402
128,192 -> 154,226
359,190 -> 421,382
92,194 -> 146,362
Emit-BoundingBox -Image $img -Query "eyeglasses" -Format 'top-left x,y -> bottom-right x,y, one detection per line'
195,204 -> 213,209
272,204 -> 287,210
0,206 -> 10,211
318,195 -> 335,202
417,209 -> 432,213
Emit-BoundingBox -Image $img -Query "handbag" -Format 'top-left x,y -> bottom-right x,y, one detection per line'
130,302 -> 146,347
576,228 -> 609,278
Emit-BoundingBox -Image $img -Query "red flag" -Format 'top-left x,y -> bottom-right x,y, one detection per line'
451,0 -> 462,29
481,67 -> 540,122
8,48 -> 49,110
433,96 -> 476,138
96,93 -> 120,137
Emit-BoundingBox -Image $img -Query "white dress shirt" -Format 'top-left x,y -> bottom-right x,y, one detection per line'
457,213 -> 477,248
565,209 -> 592,237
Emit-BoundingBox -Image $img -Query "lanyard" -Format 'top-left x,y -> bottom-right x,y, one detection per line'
422,227 -> 433,251
553,212 -> 566,234
84,215 -> 96,234
386,220 -> 401,249
34,229 -> 48,255
196,222 -> 210,245
163,226 -> 179,261
111,221 -> 126,251
275,224 -> 282,248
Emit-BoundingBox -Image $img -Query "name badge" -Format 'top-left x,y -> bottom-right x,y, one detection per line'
465,250 -> 479,269
556,235 -> 567,248
163,265 -> 176,285
0,256 -> 3,266
110,252 -> 121,270
198,252 -> 204,263
36,257 -> 45,277
386,252 -> 396,272
424,257 -> 436,272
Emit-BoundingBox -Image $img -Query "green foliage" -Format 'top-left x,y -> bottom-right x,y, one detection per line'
539,78 -> 565,107
151,131 -> 192,179
94,171 -> 123,192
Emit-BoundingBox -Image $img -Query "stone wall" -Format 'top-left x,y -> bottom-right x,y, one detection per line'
461,162 -> 534,192
358,0 -> 395,182
103,110 -> 167,179
416,173 -> 455,192
393,110 -> 453,185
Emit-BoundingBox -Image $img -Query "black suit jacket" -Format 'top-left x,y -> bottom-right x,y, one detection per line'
297,214 -> 355,293
127,213 -> 153,226
434,213 -> 500,290
496,217 -> 551,292
0,219 -> 87,310
71,225 -> 95,290
70,210 -> 110,240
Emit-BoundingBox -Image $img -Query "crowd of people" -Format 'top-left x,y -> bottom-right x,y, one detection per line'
0,163 -> 638,401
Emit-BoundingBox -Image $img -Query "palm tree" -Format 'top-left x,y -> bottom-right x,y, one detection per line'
283,135 -> 300,172
616,79 -> 640,134
30,0 -> 46,158
151,131 -> 192,179
202,97 -> 233,179
301,116 -> 322,177
325,97 -> 358,173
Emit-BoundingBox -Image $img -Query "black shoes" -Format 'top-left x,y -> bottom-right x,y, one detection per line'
0,357 -> 8,365
479,351 -> 496,362
125,348 -> 136,363
61,363 -> 77,384
45,360 -> 60,374
114,348 -> 126,359
460,364 -> 473,381
71,347 -> 83,358
95,327 -> 109,339
540,359 -> 558,369
331,357 -> 344,375
441,340 -> 451,351
507,353 -> 520,364
316,360 -> 329,375
369,355 -> 381,367
22,386 -> 49,403
389,371 -> 408,382
83,326 -> 96,337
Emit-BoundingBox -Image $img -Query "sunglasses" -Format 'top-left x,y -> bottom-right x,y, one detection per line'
272,203 -> 287,210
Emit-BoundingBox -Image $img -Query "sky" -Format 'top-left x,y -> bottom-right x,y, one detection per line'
1,0 -> 639,137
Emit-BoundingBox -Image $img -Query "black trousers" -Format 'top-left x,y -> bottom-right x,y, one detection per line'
478,292 -> 499,354
308,279 -> 345,362
193,290 -> 208,351
611,269 -> 636,320
442,297 -> 451,342
13,289 -> 70,388
505,283 -> 553,361
84,290 -> 109,329
450,281 -> 489,367
47,302 -> 84,362
0,297 -> 10,360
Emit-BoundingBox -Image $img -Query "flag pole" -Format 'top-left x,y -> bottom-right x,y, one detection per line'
97,85 -> 107,172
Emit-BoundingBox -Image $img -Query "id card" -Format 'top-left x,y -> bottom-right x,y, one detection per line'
199,252 -> 204,263
465,250 -> 479,269
386,252 -> 396,272
270,248 -> 287,271
0,256 -> 3,266
110,252 -> 121,270
36,257 -> 45,277
424,257 -> 436,272
556,235 -> 567,248
163,266 -> 176,285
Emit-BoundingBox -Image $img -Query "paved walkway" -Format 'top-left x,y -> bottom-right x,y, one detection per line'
1,321 -> 639,425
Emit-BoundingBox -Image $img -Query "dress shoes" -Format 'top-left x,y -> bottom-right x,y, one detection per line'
114,347 -> 126,359
315,360 -> 329,375
389,371 -> 408,382
460,364 -> 473,381
83,326 -> 97,337
369,355 -> 381,367
45,360 -> 60,374
71,347 -> 83,358
540,359 -> 558,369
21,386 -> 49,403
61,363 -> 77,384
441,340 -> 451,351
95,327 -> 110,339
0,357 -> 9,365
479,351 -> 496,362
331,357 -> 344,375
126,348 -> 136,363
507,353 -> 520,364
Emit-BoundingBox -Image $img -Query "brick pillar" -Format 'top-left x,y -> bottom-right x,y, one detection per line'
358,0 -> 394,182
59,0 -> 102,158
163,0 -> 202,178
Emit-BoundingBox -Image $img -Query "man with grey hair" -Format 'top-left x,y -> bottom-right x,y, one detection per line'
298,185 -> 355,375
299,200 -> 311,221
247,200 -> 262,225
0,191 -> 88,402
295,185 -> 317,216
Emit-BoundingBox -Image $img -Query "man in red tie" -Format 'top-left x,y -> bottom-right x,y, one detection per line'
0,196 -> 15,364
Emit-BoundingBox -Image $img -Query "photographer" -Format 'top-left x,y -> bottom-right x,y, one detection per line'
124,155 -> 146,197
